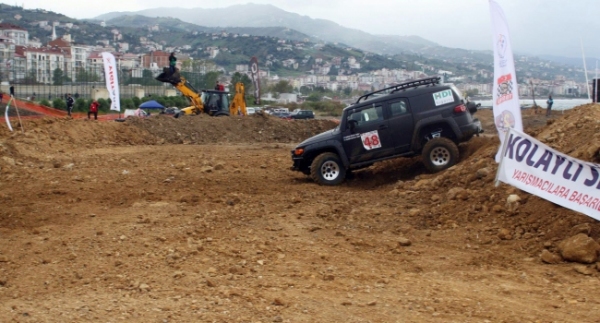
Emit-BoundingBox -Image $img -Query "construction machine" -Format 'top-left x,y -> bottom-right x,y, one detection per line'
155,68 -> 247,118
155,68 -> 229,117
229,82 -> 248,116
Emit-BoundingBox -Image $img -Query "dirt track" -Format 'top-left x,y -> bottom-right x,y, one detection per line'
1,107 -> 600,322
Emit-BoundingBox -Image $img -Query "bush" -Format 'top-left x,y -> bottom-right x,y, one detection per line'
97,98 -> 109,112
74,98 -> 87,112
132,97 -> 141,107
39,99 -> 50,107
121,98 -> 135,110
52,98 -> 66,110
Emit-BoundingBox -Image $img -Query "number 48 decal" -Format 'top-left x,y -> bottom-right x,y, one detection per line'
360,130 -> 382,150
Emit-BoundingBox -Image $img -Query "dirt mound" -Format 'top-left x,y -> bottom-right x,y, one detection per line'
0,114 -> 337,164
366,104 -> 600,260
2,105 -> 600,322
125,113 -> 338,144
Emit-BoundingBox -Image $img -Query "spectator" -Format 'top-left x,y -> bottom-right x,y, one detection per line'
66,93 -> 74,117
215,81 -> 220,90
546,95 -> 554,117
31,92 -> 36,101
74,93 -> 79,99
169,52 -> 177,74
9,85 -> 14,97
88,100 -> 99,120
0,92 -> 3,102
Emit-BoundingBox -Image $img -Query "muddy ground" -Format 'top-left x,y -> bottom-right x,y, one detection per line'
1,107 -> 600,322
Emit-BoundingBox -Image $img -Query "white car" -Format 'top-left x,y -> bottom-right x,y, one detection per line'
247,107 -> 256,115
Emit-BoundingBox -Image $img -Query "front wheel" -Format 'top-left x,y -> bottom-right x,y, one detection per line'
310,152 -> 346,186
422,137 -> 459,172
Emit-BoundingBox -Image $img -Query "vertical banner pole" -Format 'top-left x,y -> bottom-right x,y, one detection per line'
12,95 -> 24,133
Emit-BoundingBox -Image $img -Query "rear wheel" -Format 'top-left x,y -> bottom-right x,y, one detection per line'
422,137 -> 459,172
310,152 -> 346,186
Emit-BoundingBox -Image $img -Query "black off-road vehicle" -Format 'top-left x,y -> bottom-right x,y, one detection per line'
290,77 -> 483,185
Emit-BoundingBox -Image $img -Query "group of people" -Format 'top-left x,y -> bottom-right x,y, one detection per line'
65,93 -> 99,120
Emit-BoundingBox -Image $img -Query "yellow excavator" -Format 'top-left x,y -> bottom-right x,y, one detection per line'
155,68 -> 247,117
229,82 -> 248,116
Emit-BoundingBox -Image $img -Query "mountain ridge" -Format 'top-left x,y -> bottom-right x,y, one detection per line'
95,4 -> 438,55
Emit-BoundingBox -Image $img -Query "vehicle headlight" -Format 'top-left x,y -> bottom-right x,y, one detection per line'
294,148 -> 304,156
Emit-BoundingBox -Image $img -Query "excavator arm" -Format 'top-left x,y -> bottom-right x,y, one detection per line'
174,78 -> 204,114
229,82 -> 247,116
155,67 -> 230,117
155,68 -> 204,115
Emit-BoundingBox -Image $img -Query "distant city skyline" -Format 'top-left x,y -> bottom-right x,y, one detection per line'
13,0 -> 600,58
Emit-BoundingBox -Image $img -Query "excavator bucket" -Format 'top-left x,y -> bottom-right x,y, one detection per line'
155,67 -> 181,85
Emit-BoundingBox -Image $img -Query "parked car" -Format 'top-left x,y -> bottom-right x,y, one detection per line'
247,107 -> 256,115
290,110 -> 315,119
290,77 -> 483,185
160,107 -> 181,116
272,111 -> 292,119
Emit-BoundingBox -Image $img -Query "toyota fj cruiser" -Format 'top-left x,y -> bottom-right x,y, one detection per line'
290,77 -> 483,185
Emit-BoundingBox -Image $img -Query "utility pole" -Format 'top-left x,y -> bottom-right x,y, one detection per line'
530,80 -> 538,113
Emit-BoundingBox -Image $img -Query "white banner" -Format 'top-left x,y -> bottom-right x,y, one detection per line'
4,98 -> 12,131
101,52 -> 120,112
489,0 -> 523,162
496,128 -> 600,220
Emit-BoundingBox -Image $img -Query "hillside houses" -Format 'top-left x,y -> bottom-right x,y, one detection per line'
0,19 -> 588,97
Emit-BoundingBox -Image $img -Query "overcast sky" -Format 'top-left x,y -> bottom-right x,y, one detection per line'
14,0 -> 600,58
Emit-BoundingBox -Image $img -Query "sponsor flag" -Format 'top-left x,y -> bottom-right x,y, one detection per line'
489,0 -> 523,162
4,98 -> 13,131
496,127 -> 600,220
101,52 -> 120,111
249,57 -> 261,105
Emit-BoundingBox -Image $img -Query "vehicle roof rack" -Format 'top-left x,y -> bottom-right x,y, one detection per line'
355,77 -> 441,104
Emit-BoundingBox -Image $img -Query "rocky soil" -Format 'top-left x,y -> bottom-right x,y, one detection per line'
0,107 -> 600,322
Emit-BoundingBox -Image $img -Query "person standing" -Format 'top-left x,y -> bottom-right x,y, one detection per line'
9,85 -> 14,97
546,95 -> 554,117
88,100 -> 99,120
169,52 -> 177,74
66,93 -> 74,117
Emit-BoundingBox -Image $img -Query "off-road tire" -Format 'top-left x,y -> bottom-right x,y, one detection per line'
422,137 -> 459,172
310,152 -> 346,186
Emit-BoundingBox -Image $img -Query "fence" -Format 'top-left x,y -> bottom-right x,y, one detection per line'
0,64 -> 215,101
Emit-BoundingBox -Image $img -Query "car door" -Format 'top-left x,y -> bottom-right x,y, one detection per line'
386,98 -> 414,154
342,103 -> 394,163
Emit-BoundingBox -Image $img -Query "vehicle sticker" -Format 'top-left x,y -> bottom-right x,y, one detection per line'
433,89 -> 454,106
343,133 -> 361,141
360,130 -> 382,150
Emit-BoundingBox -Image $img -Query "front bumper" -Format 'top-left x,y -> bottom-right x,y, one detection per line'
291,150 -> 309,173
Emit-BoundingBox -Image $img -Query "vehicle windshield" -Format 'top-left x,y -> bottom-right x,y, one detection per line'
202,92 -> 229,111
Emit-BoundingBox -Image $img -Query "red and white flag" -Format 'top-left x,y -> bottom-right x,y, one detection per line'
489,0 -> 523,162
101,52 -> 120,111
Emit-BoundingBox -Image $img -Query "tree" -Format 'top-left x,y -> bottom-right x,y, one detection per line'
229,72 -> 252,93
75,68 -> 99,82
306,93 -> 321,102
271,80 -> 293,94
200,71 -> 221,90
24,69 -> 37,84
53,68 -> 65,85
